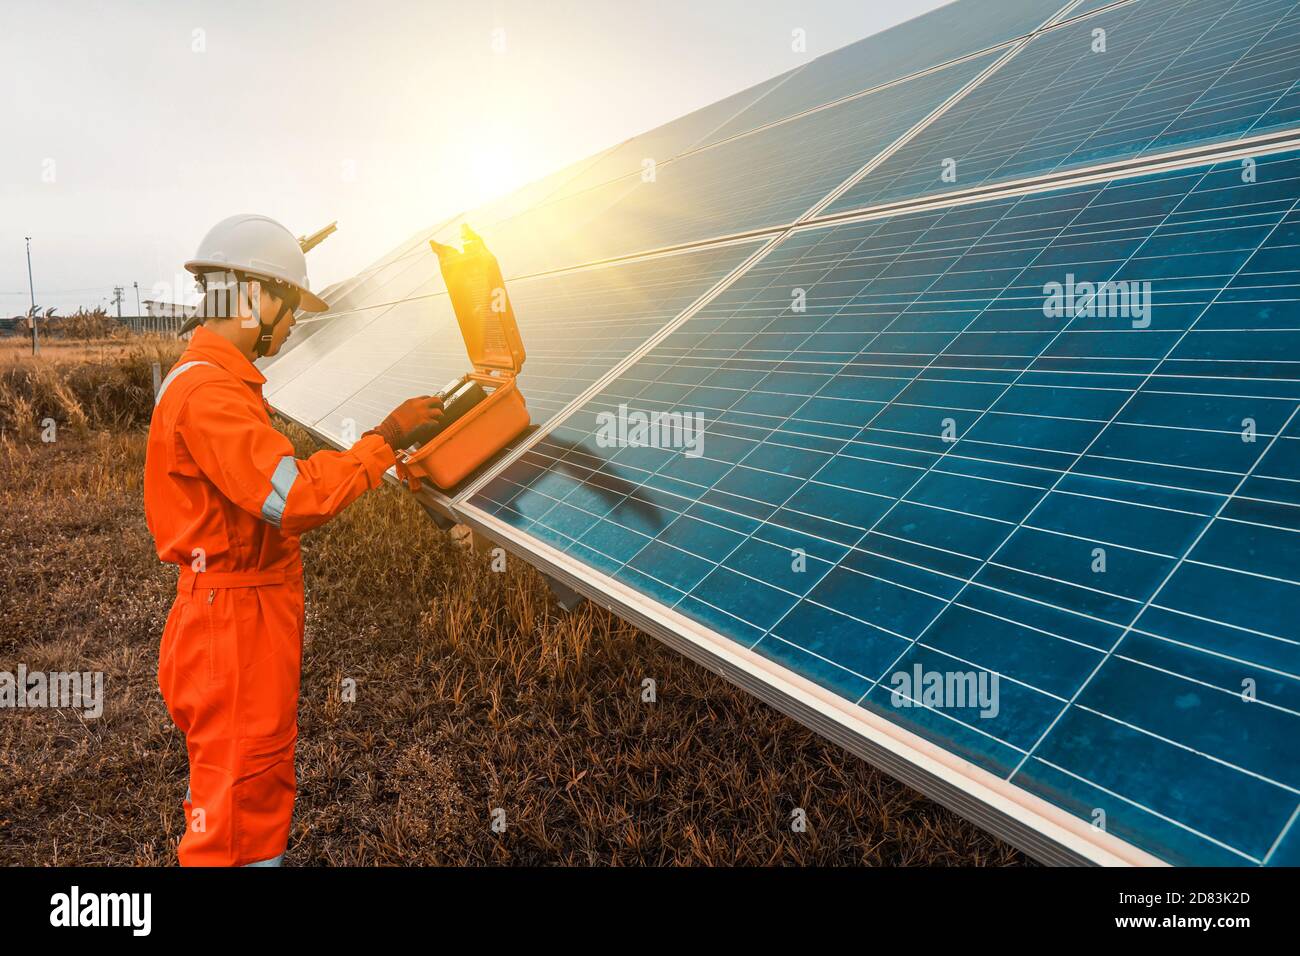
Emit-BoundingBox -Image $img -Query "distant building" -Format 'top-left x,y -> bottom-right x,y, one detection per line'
142,299 -> 199,320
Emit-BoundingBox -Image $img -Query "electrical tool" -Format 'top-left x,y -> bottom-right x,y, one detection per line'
394,225 -> 530,491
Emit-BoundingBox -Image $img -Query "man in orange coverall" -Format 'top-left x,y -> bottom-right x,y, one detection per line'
144,214 -> 443,866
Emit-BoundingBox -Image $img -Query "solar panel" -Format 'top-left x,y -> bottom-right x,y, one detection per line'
826,0 -> 1300,215
269,239 -> 766,448
468,52 -> 1000,277
693,0 -> 1074,146
464,149 -> 1300,866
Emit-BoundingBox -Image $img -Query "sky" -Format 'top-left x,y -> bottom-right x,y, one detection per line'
1,0 -> 949,316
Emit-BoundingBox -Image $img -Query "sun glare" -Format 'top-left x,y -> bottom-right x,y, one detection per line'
462,128 -> 529,212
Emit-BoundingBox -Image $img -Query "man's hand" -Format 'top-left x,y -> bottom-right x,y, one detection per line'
366,395 -> 444,450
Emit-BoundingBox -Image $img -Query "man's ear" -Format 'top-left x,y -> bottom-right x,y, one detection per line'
240,278 -> 265,327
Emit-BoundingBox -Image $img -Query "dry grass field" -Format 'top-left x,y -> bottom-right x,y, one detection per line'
0,336 -> 1027,865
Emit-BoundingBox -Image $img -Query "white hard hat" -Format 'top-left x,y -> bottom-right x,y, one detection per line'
184,213 -> 329,312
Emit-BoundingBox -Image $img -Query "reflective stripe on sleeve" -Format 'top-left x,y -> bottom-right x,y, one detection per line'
154,360 -> 215,406
260,455 -> 298,528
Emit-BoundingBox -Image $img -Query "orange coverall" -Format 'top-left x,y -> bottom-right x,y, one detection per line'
144,325 -> 395,866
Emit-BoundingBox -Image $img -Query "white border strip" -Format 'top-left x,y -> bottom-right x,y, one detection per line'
813,127 -> 1300,229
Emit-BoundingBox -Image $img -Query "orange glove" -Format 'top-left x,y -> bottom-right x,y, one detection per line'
366,395 -> 444,450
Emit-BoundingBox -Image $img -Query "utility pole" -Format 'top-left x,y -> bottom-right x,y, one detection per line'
25,236 -> 38,355
133,280 -> 141,317
112,286 -> 124,320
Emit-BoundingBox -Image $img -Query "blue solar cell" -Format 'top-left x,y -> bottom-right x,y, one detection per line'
468,149 -> 1300,865
828,0 -> 1300,215
696,0 -> 1072,146
266,240 -> 763,446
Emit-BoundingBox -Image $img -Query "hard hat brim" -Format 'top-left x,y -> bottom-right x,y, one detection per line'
297,290 -> 330,312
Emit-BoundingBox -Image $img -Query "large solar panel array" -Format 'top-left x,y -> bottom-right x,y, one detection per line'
264,0 -> 1300,866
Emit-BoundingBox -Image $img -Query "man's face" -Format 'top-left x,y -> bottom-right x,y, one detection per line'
264,292 -> 297,356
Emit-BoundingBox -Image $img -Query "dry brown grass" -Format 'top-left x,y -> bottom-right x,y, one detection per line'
0,340 -> 1028,866
0,336 -> 183,440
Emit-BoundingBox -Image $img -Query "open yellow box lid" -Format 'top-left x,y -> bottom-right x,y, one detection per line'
430,225 -> 526,374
